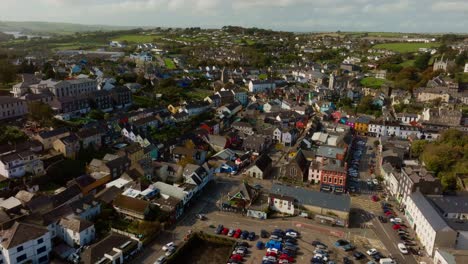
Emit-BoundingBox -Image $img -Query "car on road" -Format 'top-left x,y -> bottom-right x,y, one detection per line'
366,248 -> 378,255
154,256 -> 166,264
398,243 -> 408,254
162,242 -> 174,251
261,229 -> 269,238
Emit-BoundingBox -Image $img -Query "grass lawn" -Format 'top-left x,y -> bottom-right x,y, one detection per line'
164,58 -> 176,69
360,77 -> 388,89
399,59 -> 415,67
112,34 -> 160,43
372,42 -> 440,53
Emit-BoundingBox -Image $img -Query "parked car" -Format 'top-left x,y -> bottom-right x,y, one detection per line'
398,243 -> 408,254
390,218 -> 402,224
241,230 -> 249,240
248,232 -> 256,241
196,214 -> 206,220
334,239 -> 349,247
155,256 -> 166,264
286,231 -> 298,238
233,229 -> 242,238
222,228 -> 229,235
256,241 -> 264,250
353,251 -> 365,260
230,254 -> 243,262
343,257 -> 352,264
366,248 -> 378,256
165,246 -> 176,256
279,254 -> 295,262
312,241 -> 327,248
228,229 -> 235,237
215,225 -> 223,234
235,241 -> 249,247
162,242 -> 174,251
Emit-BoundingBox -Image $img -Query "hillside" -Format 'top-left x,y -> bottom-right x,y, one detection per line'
0,21 -> 138,35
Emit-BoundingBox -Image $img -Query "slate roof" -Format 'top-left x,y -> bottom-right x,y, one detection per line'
37,127 -> 69,139
81,233 -> 137,264
409,191 -> 450,231
59,217 -> 94,233
252,154 -> 272,172
0,222 -> 48,249
270,184 -> 351,212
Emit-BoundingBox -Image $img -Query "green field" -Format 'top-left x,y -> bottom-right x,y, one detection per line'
399,59 -> 415,67
360,77 -> 388,89
372,42 -> 440,53
164,58 -> 176,69
112,34 -> 160,43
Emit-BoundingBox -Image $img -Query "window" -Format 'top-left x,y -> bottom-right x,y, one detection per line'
17,246 -> 24,252
38,255 -> 48,263
37,246 -> 47,254
37,238 -> 44,244
16,254 -> 27,262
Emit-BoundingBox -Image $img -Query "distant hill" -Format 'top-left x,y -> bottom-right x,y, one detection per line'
0,21 -> 139,35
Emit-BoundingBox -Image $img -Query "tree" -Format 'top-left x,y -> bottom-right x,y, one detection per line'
414,53 -> 431,70
0,60 -> 17,83
0,126 -> 28,145
28,101 -> 54,125
411,140 -> 428,158
88,109 -> 105,120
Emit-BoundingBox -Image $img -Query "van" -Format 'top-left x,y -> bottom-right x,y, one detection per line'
379,258 -> 396,264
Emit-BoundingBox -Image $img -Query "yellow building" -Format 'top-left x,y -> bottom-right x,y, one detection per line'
354,116 -> 372,135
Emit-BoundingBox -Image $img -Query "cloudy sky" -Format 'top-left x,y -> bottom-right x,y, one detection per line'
2,0 -> 468,32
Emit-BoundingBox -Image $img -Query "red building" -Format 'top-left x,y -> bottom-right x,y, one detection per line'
320,161 -> 347,193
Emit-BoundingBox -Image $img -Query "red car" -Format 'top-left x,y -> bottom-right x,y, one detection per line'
221,228 -> 229,235
279,253 -> 294,262
266,251 -> 277,257
230,254 -> 243,261
371,195 -> 379,202
233,229 -> 242,238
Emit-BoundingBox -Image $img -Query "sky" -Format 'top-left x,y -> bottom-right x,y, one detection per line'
1,0 -> 468,32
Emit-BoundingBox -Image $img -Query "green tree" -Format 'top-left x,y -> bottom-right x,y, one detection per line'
411,140 -> 428,158
88,109 -> 105,120
414,53 -> 431,70
0,126 -> 28,145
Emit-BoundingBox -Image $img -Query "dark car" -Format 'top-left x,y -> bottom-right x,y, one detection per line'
283,249 -> 296,257
215,224 -> 223,234
343,257 -> 352,264
236,241 -> 249,247
312,241 -> 327,248
378,216 -> 386,223
372,252 -> 384,261
256,241 -> 264,250
240,230 -> 249,239
261,230 -> 269,238
285,238 -> 297,244
353,251 -> 365,260
248,232 -> 256,241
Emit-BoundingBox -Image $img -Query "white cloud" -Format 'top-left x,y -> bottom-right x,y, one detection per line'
432,1 -> 468,12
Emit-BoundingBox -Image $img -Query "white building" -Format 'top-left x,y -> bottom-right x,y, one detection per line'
308,162 -> 321,183
0,222 -> 52,264
405,192 -> 457,256
58,217 -> 95,247
268,193 -> 295,215
248,80 -> 276,93
0,150 -> 44,178
0,97 -> 28,121
49,78 -> 97,98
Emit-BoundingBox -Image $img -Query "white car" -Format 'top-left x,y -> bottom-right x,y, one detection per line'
263,256 -> 277,262
286,231 -> 298,238
372,179 -> 379,185
366,248 -> 378,255
314,254 -> 328,261
162,242 -> 174,251
390,218 -> 402,224
165,246 -> 176,256
398,243 -> 408,254
267,248 -> 279,253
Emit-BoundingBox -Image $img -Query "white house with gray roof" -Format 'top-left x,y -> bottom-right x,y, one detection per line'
405,191 -> 458,256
